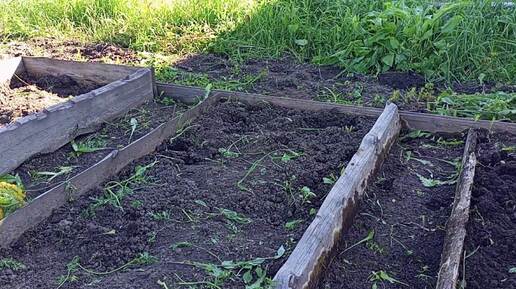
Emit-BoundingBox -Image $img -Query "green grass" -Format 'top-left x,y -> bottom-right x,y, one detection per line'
1,0 -> 515,83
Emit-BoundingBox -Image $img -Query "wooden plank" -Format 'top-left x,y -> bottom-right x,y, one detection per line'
157,83 -> 516,134
436,129 -> 478,289
22,56 -> 141,85
0,57 -> 25,83
0,67 -> 154,175
0,95 -> 219,248
273,103 -> 401,289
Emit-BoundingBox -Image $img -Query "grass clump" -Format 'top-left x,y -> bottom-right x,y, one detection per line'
0,0 -> 514,83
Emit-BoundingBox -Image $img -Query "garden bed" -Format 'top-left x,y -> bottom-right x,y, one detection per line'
317,130 -> 465,289
0,57 -> 154,175
0,99 -> 376,288
464,132 -> 516,289
11,96 -> 187,200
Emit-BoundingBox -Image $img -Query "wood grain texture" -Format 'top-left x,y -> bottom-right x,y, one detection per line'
0,66 -> 154,175
436,129 -> 478,289
22,57 -> 141,85
0,95 -> 219,248
157,83 -> 516,134
273,103 -> 401,289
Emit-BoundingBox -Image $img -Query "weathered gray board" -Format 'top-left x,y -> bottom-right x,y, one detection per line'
436,129 -> 478,289
273,104 -> 401,289
157,82 -> 516,134
0,57 -> 154,175
0,95 -> 219,247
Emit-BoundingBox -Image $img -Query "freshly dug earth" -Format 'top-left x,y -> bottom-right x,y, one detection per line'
317,131 -> 465,289
0,73 -> 101,126
464,132 -> 516,289
12,96 -> 185,200
0,100 -> 375,289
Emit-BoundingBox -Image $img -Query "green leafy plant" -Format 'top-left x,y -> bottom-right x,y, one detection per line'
284,219 -> 303,230
369,270 -> 408,289
71,136 -> 107,157
417,173 -> 456,188
87,161 -> 157,214
0,258 -> 26,271
299,186 -> 316,204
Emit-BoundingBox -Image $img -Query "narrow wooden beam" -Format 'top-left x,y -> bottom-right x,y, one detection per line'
436,129 -> 478,289
273,103 -> 401,289
156,82 -> 516,134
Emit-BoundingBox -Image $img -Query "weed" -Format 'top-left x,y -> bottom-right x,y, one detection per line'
436,137 -> 464,147
309,208 -> 317,216
323,173 -> 338,185
0,258 -> 26,271
170,242 -> 192,251
371,95 -> 385,107
149,210 -> 171,221
344,230 -> 375,253
130,200 -> 143,208
0,173 -> 24,189
366,239 -> 385,255
369,270 -> 408,288
87,161 -> 157,214
184,245 -> 284,289
299,186 -> 316,204
219,148 -> 240,158
219,208 -> 251,225
404,151 -> 433,166
284,219 -> 303,230
400,130 -> 432,141
70,136 -> 107,157
417,173 -> 456,188
35,166 -> 77,182
509,267 -> 516,273
279,151 -> 302,163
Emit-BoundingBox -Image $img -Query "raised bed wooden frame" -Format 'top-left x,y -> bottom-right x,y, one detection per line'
0,57 -> 155,175
2,81 -> 515,289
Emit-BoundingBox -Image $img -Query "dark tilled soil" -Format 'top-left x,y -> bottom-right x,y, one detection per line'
0,100 -> 374,289
317,132 -> 465,289
464,132 -> 516,289
13,98 -> 184,200
1,73 -> 101,126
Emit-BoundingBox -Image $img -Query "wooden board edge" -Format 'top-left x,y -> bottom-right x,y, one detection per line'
0,95 -> 219,248
435,129 -> 478,289
157,82 -> 516,134
273,103 -> 401,289
0,56 -> 25,83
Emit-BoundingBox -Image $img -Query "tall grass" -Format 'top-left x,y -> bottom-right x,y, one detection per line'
0,0 -> 515,83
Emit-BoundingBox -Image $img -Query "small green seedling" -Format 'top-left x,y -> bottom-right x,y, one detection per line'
280,150 -> 303,162
219,148 -> 240,158
404,151 -> 433,166
509,267 -> 516,273
128,117 -> 138,144
436,137 -> 464,147
299,186 -> 316,204
219,208 -> 251,224
285,219 -> 303,230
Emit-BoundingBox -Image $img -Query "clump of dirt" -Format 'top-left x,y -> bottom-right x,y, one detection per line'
0,100 -> 375,289
317,131 -> 465,289
464,131 -> 516,289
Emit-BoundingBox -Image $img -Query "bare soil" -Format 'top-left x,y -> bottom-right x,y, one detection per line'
317,131 -> 465,289
464,131 -> 516,289
0,100 -> 374,289
1,73 -> 101,126
12,96 -> 186,200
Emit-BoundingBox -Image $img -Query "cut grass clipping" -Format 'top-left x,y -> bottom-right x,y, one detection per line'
1,0 -> 514,83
